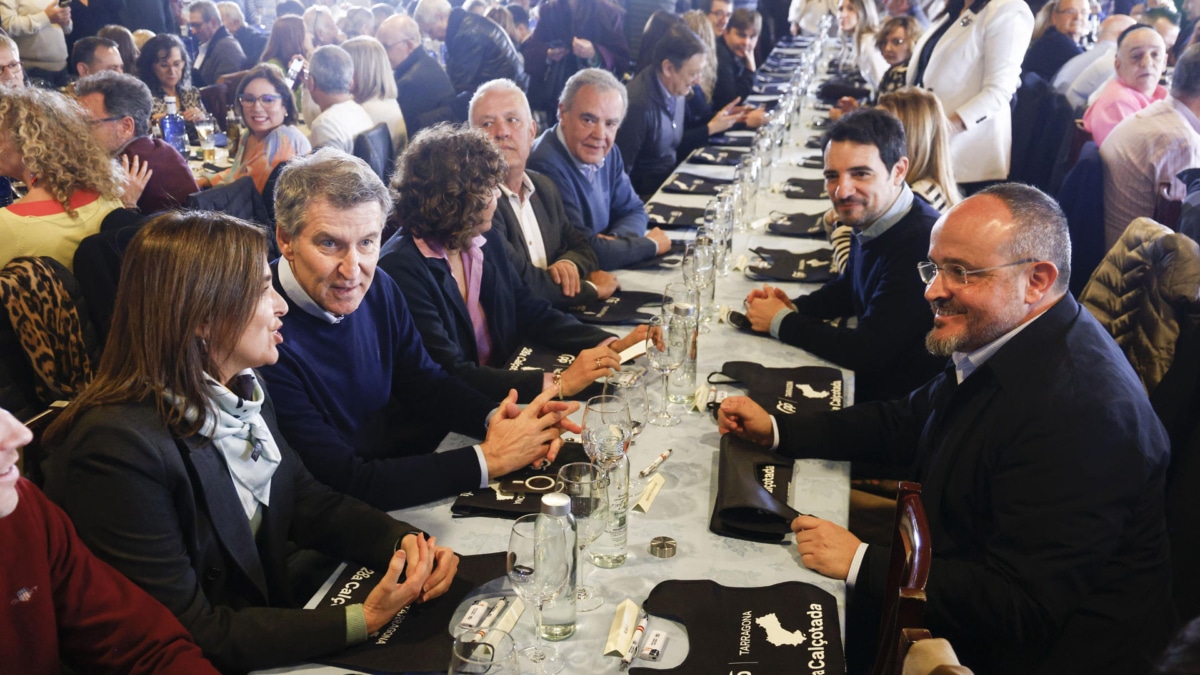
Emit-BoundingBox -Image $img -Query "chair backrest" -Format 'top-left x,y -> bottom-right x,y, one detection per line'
73,222 -> 146,347
1058,140 -> 1105,297
352,123 -> 394,183
1080,217 -> 1200,393
872,481 -> 933,675
200,83 -> 231,130
1010,73 -> 1077,192
189,175 -> 267,222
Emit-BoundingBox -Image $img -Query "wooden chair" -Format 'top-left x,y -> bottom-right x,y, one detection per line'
871,481 -> 933,675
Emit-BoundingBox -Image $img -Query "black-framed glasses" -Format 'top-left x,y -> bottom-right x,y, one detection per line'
239,93 -> 283,107
709,9 -> 731,18
917,258 -> 1038,285
0,62 -> 22,75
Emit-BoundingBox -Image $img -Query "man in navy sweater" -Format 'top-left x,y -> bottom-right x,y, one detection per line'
258,148 -> 579,511
527,68 -> 672,270
743,108 -> 944,402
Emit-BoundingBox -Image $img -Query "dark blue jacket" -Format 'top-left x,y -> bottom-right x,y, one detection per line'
779,194 -> 945,402
527,125 -> 655,270
379,227 -> 614,401
1021,26 -> 1082,83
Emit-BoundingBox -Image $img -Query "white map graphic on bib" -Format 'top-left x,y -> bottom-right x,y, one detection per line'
755,613 -> 807,647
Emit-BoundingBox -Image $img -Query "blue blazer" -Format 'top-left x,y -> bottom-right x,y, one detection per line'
379,227 -> 614,401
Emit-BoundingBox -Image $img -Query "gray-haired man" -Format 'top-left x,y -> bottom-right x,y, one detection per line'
306,44 -> 374,152
258,148 -> 579,511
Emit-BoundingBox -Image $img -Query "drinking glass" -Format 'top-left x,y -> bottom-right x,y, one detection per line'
448,627 -> 521,674
645,314 -> 685,427
556,462 -> 609,612
609,376 -> 647,439
682,243 -> 716,334
582,394 -> 632,460
662,282 -> 696,317
194,115 -> 216,162
507,514 -> 570,674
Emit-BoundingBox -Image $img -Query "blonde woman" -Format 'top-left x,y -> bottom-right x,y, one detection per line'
682,9 -> 718,101
878,87 -> 962,212
0,87 -> 125,271
342,36 -> 408,155
837,0 -> 888,88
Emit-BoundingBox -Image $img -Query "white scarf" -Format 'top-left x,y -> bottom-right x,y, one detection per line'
173,370 -> 283,520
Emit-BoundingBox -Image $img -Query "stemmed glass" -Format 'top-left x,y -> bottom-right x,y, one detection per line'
646,314 -> 685,427
507,514 -> 570,674
582,394 -> 632,458
556,462 -> 609,612
682,242 -> 716,333
449,627 -> 520,674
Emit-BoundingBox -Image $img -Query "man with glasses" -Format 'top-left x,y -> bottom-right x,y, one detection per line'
705,0 -> 734,35
376,14 -> 455,136
187,0 -> 244,86
720,183 -> 1173,673
76,71 -> 198,214
743,109 -> 943,402
1021,0 -> 1088,82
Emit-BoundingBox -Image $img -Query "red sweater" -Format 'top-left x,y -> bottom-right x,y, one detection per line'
0,478 -> 219,675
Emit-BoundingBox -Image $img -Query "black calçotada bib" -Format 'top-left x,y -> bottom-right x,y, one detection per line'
629,579 -> 846,675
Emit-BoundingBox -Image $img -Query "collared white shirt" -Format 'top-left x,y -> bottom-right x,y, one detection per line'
499,173 -> 549,269
278,257 -> 342,324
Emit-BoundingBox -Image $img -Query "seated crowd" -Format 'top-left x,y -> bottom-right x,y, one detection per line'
3,0 -> 1200,672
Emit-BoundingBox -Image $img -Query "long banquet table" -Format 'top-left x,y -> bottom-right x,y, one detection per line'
257,38 -> 856,675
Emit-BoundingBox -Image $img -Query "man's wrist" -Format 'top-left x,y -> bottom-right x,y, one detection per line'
769,307 -> 796,339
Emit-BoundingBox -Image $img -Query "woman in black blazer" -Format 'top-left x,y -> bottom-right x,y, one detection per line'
44,212 -> 458,674
379,124 -> 647,402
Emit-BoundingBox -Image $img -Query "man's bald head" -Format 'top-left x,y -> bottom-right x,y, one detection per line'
1099,14 -> 1137,42
376,14 -> 422,68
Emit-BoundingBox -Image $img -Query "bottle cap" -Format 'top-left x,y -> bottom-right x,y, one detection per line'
649,536 -> 677,558
672,302 -> 696,317
540,492 -> 571,517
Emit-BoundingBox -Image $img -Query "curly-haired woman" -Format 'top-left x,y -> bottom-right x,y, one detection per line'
379,124 -> 647,401
0,86 -> 124,271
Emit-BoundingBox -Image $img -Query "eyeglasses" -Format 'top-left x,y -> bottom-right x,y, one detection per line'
917,258 -> 1038,285
0,62 -> 22,75
87,115 -> 126,125
239,93 -> 283,107
709,9 -> 731,18
187,21 -> 206,29
155,60 -> 185,70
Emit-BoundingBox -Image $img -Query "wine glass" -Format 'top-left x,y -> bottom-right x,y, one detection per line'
582,395 -> 632,460
449,627 -> 520,674
645,314 -> 685,427
609,376 -> 647,440
507,514 -> 570,674
556,462 -> 609,612
682,242 -> 716,334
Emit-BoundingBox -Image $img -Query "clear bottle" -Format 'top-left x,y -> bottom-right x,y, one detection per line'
668,303 -> 698,406
160,96 -> 188,156
590,437 -> 629,568
538,492 -> 577,641
225,104 -> 241,157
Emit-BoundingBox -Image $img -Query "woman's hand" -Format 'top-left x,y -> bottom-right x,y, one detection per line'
559,343 -> 621,396
362,534 -> 434,633
708,97 -> 747,136
181,107 -> 206,123
120,155 -> 153,209
609,324 -> 649,355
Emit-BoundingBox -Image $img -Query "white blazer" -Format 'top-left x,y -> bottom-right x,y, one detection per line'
906,0 -> 1033,183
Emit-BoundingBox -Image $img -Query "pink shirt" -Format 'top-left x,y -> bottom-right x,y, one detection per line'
1084,78 -> 1168,148
414,234 -> 493,366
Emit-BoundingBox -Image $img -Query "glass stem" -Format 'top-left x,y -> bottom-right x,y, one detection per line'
578,544 -> 589,590
532,600 -> 545,660
661,370 -> 670,416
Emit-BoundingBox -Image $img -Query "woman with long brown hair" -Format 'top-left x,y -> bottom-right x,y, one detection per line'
44,211 -> 457,673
